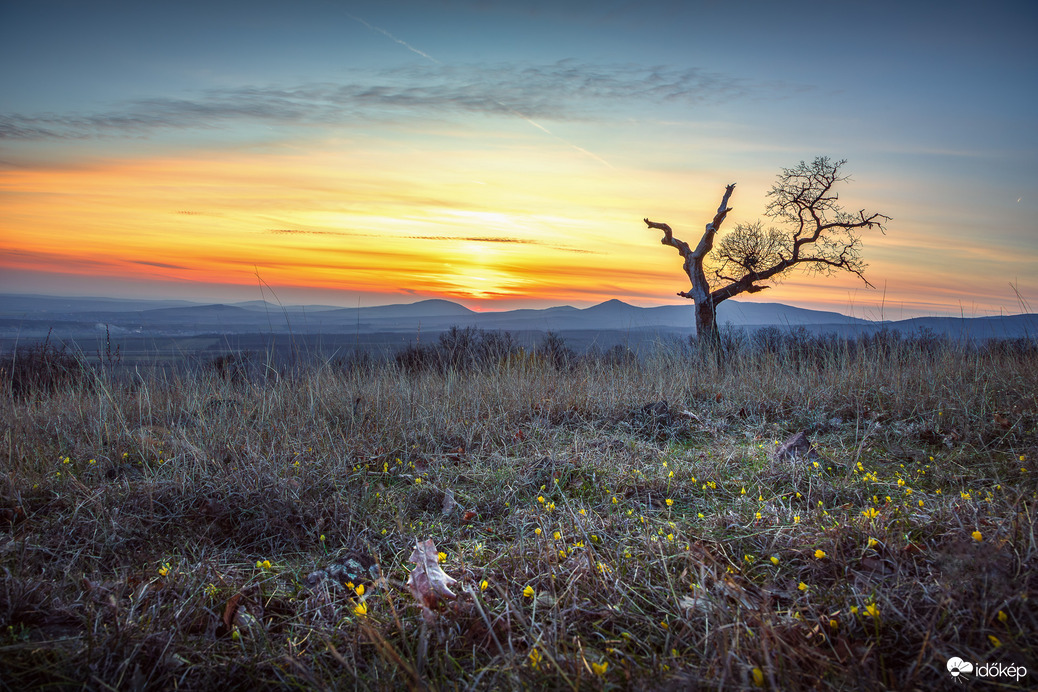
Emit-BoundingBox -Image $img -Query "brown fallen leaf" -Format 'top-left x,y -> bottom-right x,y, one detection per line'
218,593 -> 243,637
406,539 -> 457,613
1,506 -> 26,525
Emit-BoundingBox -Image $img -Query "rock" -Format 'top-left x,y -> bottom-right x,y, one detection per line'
773,431 -> 823,463
305,554 -> 376,589
641,401 -> 672,426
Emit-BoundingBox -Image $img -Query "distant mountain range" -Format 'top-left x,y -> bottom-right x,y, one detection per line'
1,293 -> 1035,342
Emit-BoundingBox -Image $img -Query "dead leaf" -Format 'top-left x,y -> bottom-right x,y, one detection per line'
441,489 -> 458,516
993,413 -> 1011,430
1,506 -> 26,526
406,539 -> 458,613
903,542 -> 923,555
860,556 -> 891,573
219,593 -> 242,637
462,510 -> 477,523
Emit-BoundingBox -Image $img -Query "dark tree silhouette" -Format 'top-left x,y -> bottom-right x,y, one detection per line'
644,157 -> 889,346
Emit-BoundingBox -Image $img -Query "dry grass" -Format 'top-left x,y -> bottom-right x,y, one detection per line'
1,338 -> 1036,690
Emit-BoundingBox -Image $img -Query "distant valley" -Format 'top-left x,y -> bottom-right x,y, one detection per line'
1,293 -> 1035,365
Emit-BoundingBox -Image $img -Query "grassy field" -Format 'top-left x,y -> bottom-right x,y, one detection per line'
1,335 -> 1036,690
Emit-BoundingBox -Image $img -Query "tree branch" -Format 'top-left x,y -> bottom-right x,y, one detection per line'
645,183 -> 737,305
692,183 -> 736,258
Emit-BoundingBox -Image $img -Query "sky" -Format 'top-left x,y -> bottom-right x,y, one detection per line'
1,0 -> 1036,319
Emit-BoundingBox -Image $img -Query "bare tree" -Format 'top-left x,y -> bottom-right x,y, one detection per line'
644,157 -> 889,346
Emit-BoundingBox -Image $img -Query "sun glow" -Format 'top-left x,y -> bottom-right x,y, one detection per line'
0,139 -> 651,304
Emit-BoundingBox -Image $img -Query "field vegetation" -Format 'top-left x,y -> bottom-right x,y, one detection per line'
1,329 -> 1036,690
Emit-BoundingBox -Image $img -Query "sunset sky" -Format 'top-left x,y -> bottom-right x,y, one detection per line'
2,0 -> 1036,319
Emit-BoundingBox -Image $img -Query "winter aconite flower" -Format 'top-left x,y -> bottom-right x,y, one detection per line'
972,531 -> 983,542
666,498 -> 674,506
523,585 -> 535,598
798,582 -> 808,591
814,549 -> 826,559
354,601 -> 368,616
591,661 -> 608,676
864,603 -> 880,618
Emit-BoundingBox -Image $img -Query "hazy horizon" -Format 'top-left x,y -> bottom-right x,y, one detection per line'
2,288 -> 1033,324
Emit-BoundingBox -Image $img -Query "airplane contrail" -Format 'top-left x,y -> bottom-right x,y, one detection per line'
344,10 -> 612,167
346,13 -> 441,64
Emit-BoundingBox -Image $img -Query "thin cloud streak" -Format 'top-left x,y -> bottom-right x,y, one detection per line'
266,228 -> 597,253
0,62 -> 761,141
130,260 -> 191,270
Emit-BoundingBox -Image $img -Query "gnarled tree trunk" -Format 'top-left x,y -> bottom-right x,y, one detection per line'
644,183 -> 735,347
